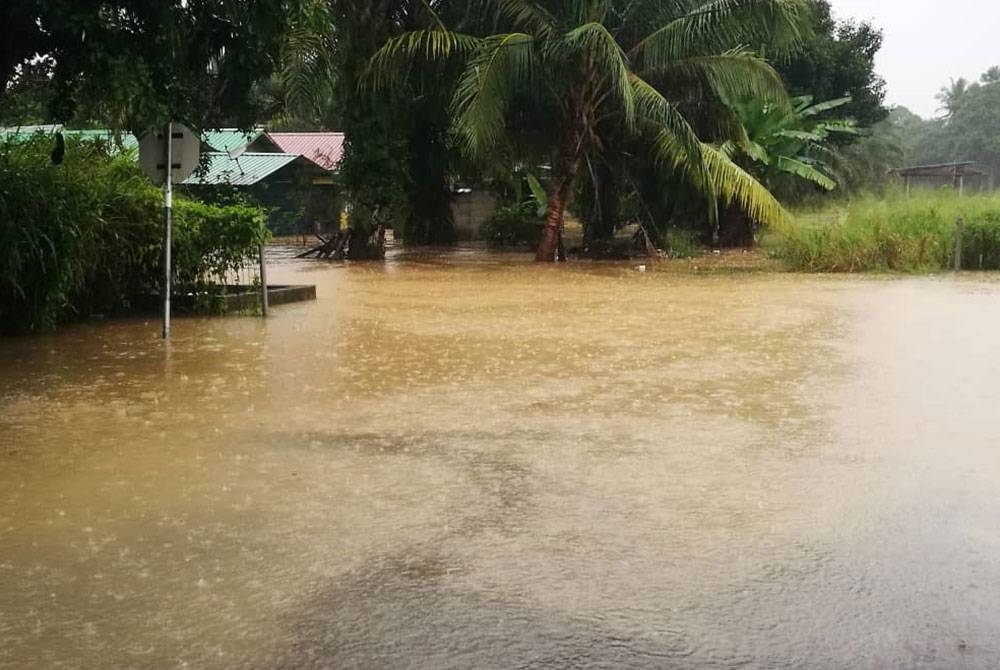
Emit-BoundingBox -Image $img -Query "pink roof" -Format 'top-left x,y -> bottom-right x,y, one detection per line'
263,132 -> 345,171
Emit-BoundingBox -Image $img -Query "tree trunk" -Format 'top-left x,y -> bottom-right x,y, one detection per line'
536,144 -> 582,262
536,176 -> 570,261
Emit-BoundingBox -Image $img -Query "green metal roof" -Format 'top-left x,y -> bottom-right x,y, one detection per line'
181,152 -> 301,186
0,125 -> 138,153
201,128 -> 263,153
63,130 -> 139,152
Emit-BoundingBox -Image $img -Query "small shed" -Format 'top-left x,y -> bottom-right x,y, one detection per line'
889,162 -> 991,196
181,152 -> 339,234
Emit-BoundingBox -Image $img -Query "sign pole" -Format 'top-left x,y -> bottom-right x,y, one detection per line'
258,243 -> 269,317
163,122 -> 173,339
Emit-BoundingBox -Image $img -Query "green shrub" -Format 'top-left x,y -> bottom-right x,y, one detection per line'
481,202 -> 544,248
774,193 -> 1000,272
0,134 -> 268,333
662,228 -> 700,259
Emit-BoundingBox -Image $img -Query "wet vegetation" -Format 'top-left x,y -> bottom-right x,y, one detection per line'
0,136 -> 268,333
775,194 -> 1000,272
1,1 -> 1000,333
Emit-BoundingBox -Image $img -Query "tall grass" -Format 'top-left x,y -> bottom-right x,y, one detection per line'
0,135 -> 268,333
773,193 -> 1000,272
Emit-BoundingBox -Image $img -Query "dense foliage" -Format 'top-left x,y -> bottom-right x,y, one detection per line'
775,0 -> 887,127
371,0 -> 810,259
481,203 -> 544,248
1,0 -> 919,269
0,136 -> 268,333
0,0 -> 302,131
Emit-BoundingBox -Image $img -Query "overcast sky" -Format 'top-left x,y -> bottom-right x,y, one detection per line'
828,0 -> 1000,119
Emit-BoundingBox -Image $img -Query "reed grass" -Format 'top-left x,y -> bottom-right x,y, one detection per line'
772,192 -> 1000,272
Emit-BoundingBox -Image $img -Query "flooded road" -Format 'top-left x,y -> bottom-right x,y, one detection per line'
2,248 -> 999,669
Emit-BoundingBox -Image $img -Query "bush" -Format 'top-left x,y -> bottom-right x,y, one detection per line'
773,193 -> 1000,272
662,228 -> 700,259
481,202 -> 544,248
0,134 -> 268,333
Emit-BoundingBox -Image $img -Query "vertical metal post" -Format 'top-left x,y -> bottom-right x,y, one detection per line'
162,122 -> 173,339
905,175 -> 911,199
954,217 -> 964,272
258,244 -> 269,317
959,175 -> 965,197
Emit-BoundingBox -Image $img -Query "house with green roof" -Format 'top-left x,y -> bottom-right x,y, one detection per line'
2,124 -> 341,234
180,150 -> 340,234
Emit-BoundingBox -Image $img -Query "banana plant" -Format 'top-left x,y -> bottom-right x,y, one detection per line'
723,96 -> 859,193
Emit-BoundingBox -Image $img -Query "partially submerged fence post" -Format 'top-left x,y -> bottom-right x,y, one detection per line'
954,218 -> 965,272
259,244 -> 269,317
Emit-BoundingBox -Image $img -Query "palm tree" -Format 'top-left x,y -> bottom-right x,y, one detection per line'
936,77 -> 973,120
369,0 -> 808,261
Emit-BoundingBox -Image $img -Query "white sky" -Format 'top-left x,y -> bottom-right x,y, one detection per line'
828,0 -> 1000,119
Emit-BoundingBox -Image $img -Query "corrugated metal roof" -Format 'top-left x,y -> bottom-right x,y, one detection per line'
63,130 -> 139,152
181,152 -> 301,186
0,124 -> 63,135
201,128 -> 263,153
0,126 -> 138,153
263,132 -> 344,171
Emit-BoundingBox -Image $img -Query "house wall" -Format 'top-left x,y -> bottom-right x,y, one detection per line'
451,191 -> 498,241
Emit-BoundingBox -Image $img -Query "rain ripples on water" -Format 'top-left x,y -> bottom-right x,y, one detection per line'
1,248 -> 999,669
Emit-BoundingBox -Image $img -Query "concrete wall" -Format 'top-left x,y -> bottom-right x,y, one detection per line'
451,191 -> 498,241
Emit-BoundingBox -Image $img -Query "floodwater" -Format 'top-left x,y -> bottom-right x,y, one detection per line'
1,247 -> 999,670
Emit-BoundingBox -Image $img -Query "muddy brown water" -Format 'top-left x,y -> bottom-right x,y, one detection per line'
2,247 -> 1000,669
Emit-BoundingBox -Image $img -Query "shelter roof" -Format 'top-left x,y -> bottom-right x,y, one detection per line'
181,152 -> 302,186
260,132 -> 344,171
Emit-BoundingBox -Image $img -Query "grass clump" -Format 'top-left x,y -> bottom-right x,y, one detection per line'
773,193 -> 1000,272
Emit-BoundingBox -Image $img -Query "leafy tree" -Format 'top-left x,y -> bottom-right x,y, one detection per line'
371,0 -> 808,261
0,58 -> 54,126
775,0 -> 887,127
0,1 -> 301,132
831,116 -> 902,195
981,67 -> 1000,85
281,0 -> 463,253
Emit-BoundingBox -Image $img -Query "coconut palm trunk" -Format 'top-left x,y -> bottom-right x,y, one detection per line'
537,125 -> 585,261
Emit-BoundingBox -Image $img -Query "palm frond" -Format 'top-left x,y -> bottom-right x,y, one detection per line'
493,0 -> 558,39
366,29 -> 481,90
799,96 -> 852,117
281,26 -> 336,117
563,22 -> 636,128
702,143 -> 790,229
660,49 -> 789,110
634,0 -> 806,68
452,33 -> 538,158
775,156 -> 837,190
631,73 -> 707,181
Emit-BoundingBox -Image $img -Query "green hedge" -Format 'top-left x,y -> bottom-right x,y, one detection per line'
481,202 -> 544,248
0,135 -> 268,333
774,194 -> 1000,272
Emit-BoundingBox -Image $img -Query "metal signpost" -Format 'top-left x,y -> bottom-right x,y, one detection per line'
139,124 -> 200,339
